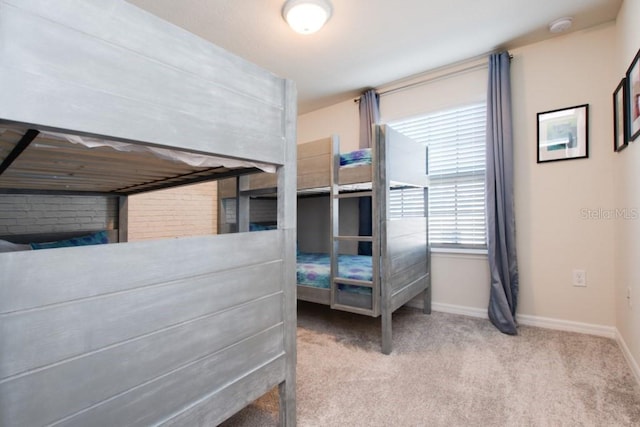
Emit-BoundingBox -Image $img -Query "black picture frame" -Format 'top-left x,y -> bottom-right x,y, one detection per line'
626,47 -> 640,142
537,104 -> 589,163
614,78 -> 628,152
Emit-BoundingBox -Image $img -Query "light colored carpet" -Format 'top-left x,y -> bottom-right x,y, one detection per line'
222,301 -> 640,426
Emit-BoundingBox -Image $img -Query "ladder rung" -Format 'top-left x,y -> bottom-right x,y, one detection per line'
334,191 -> 373,199
238,187 -> 277,196
330,303 -> 375,317
333,277 -> 373,287
334,235 -> 372,242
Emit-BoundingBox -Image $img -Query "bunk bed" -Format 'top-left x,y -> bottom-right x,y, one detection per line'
220,126 -> 430,354
0,1 -> 297,426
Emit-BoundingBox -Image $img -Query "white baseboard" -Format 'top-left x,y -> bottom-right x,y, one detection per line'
616,329 -> 640,387
516,313 -> 617,339
425,301 -> 639,386
430,302 -> 488,319
429,302 -> 616,338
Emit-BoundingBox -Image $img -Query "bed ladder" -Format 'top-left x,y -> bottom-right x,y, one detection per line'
329,147 -> 380,317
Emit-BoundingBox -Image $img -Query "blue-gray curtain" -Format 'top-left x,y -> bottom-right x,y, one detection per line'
359,90 -> 380,149
358,89 -> 379,255
486,51 -> 519,335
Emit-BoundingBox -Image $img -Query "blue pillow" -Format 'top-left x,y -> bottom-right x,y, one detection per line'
30,231 -> 109,250
249,223 -> 277,231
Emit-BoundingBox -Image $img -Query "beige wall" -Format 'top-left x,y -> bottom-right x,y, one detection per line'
614,0 -> 640,378
298,24 -> 618,324
511,24 -> 617,327
127,182 -> 217,241
298,99 -> 359,151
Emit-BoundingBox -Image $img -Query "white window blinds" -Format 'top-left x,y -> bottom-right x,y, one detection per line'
390,102 -> 487,248
389,187 -> 426,218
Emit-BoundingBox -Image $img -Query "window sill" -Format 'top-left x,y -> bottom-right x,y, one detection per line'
430,246 -> 488,256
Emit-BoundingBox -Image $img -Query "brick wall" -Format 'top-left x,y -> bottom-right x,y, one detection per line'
127,182 -> 217,241
0,182 -> 218,241
0,194 -> 117,236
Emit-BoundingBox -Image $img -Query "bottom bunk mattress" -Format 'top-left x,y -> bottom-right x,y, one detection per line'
296,252 -> 372,295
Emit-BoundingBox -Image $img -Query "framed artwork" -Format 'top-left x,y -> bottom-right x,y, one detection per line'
614,78 -> 628,152
626,47 -> 640,142
537,104 -> 589,163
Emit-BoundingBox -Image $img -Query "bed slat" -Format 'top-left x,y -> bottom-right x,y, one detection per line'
1,295 -> 283,427
0,129 -> 38,175
0,231 -> 281,313
387,218 -> 428,277
1,261 -> 283,378
0,230 -> 287,427
162,355 -> 287,427
389,275 -> 429,312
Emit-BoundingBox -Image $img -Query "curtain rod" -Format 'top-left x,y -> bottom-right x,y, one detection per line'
354,52 -> 512,102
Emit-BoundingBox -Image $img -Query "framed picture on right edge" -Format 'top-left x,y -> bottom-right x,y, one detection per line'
614,78 -> 628,152
626,47 -> 640,142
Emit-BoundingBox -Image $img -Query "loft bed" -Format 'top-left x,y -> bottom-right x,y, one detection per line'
0,1 -> 296,427
219,126 -> 430,354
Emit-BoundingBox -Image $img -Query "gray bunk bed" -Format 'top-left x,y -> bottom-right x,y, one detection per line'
298,126 -> 430,355
220,126 -> 430,354
0,1 -> 297,426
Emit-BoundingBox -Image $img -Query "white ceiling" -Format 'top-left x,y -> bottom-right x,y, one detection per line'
127,0 -> 622,114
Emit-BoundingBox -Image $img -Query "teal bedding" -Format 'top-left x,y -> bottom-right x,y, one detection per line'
249,222 -> 276,231
29,230 -> 109,250
296,252 -> 372,295
340,148 -> 372,168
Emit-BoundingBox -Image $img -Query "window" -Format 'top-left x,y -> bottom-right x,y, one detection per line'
389,187 -> 426,218
390,102 -> 487,249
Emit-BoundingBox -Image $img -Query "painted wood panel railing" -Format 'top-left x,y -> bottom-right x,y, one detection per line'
377,124 -> 430,354
0,0 -> 284,165
0,231 -> 286,426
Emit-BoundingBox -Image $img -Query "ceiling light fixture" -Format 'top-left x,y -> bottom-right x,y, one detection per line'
549,17 -> 573,34
282,0 -> 332,35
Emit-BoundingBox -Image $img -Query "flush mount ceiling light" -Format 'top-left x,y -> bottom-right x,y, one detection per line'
282,0 -> 333,35
549,17 -> 573,34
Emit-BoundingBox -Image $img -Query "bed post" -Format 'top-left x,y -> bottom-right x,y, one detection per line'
118,195 -> 128,243
376,125 -> 393,355
423,187 -> 431,314
237,177 -> 250,233
423,255 -> 432,314
278,79 -> 297,426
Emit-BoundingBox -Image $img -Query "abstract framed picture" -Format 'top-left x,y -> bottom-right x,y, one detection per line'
614,78 -> 628,152
626,47 -> 640,142
537,104 -> 589,163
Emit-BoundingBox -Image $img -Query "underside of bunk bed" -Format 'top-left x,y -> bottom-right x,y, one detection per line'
0,126 -> 269,245
0,127 -> 270,196
0,1 -> 297,426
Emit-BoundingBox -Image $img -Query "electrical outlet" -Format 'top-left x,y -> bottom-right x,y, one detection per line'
572,269 -> 587,287
628,287 -> 633,308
